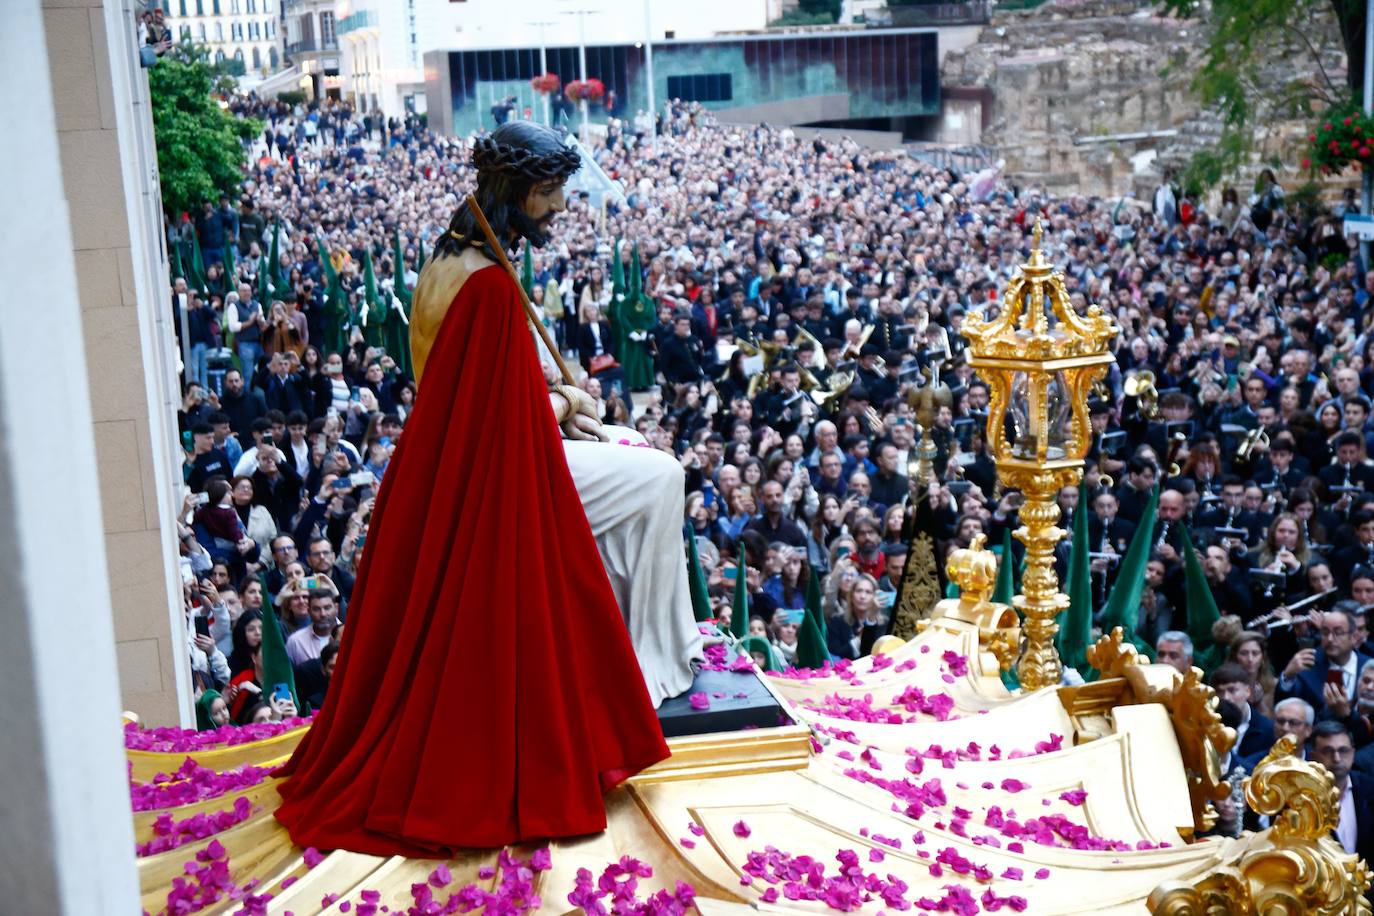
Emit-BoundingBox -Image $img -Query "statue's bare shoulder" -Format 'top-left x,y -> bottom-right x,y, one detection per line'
410,244 -> 500,385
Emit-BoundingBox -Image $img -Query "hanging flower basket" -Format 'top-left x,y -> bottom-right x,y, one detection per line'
565,78 -> 606,103
1303,100 -> 1374,175
530,73 -> 561,95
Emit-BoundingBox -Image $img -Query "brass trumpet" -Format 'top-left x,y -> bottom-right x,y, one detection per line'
1124,370 -> 1160,420
1236,427 -> 1269,462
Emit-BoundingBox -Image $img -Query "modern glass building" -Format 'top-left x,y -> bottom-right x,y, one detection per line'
424,29 -> 940,138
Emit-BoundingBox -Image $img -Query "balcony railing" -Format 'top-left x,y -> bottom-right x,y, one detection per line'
869,1 -> 993,26
286,36 -> 337,55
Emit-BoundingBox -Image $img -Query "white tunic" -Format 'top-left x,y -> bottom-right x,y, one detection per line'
564,425 -> 702,707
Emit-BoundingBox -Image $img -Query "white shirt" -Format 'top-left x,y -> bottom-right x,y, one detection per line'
285,627 -> 330,666
1337,779 -> 1358,855
1338,654 -> 1359,701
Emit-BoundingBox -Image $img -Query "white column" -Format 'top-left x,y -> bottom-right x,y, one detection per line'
0,1 -> 139,912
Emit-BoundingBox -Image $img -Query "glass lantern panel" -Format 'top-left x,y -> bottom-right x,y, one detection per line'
1008,371 -> 1034,459
1045,371 -> 1072,460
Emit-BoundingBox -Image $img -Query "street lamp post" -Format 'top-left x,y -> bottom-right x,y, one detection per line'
643,0 -> 655,139
526,19 -> 556,125
557,2 -> 598,140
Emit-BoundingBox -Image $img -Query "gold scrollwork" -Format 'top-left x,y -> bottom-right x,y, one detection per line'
1148,735 -> 1372,915
1085,626 -> 1143,680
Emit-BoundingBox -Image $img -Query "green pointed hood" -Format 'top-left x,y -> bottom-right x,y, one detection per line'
363,248 -> 379,306
796,567 -> 831,669
686,532 -> 714,623
521,242 -> 536,300
257,253 -> 273,305
1057,480 -> 1093,673
1181,525 -> 1224,673
393,229 -> 411,306
268,219 -> 284,290
1096,484 -> 1158,665
993,528 -> 1017,607
730,543 -> 750,640
257,579 -> 299,711
190,233 -> 208,294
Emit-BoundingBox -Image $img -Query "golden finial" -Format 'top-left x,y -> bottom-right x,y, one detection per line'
945,533 -> 999,603
1031,218 -> 1043,251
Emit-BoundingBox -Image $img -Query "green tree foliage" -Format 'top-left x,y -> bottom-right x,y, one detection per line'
1158,0 -> 1361,188
149,45 -> 261,217
769,0 -> 839,25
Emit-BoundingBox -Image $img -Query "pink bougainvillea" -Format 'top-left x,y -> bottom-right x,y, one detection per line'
125,716 -> 312,753
130,758 -> 271,811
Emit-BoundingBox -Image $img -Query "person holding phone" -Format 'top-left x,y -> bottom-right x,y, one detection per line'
1277,607 -> 1373,719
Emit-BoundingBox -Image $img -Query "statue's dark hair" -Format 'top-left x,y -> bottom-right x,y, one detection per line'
437,121 -> 581,261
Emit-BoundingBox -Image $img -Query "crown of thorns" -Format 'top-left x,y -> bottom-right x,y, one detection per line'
471,135 -> 581,180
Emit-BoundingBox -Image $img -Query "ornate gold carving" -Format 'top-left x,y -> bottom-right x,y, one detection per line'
891,530 -> 940,639
961,220 -> 1120,692
1147,735 -> 1373,915
1126,665 -> 1236,837
870,635 -> 906,656
922,534 -> 1021,673
1086,627 -> 1143,680
1000,462 -> 1081,690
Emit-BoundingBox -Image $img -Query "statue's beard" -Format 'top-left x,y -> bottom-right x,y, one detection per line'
513,209 -> 554,248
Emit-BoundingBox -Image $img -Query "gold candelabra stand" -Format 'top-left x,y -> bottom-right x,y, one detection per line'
961,220 -> 1118,690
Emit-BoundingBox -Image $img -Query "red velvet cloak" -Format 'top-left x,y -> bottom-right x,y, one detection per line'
273,264 -> 669,856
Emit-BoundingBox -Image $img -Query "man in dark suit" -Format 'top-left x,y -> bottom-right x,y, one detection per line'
1277,607 -> 1374,719
1310,721 -> 1374,870
1212,663 -> 1275,763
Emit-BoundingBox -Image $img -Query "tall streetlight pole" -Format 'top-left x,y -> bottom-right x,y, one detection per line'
643,0 -> 655,139
557,3 -> 599,140
526,18 -> 556,125
1363,0 -> 1373,270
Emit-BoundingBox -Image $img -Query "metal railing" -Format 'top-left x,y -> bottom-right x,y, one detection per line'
906,143 -> 998,174
286,36 -> 336,55
868,1 -> 994,26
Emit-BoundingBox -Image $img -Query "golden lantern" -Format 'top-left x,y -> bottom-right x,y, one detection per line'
961,220 -> 1118,690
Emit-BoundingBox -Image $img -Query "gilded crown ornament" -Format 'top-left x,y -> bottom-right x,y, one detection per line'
961,219 -> 1119,690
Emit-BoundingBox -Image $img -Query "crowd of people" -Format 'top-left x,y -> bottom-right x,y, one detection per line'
166,93 -> 1374,855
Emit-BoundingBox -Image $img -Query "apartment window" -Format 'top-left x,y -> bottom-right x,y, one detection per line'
263,0 -> 272,11
666,73 -> 733,103
246,0 -> 256,12
230,0 -> 240,12
214,22 -> 222,40
196,22 -> 206,40
231,21 -> 242,40
320,11 -> 335,45
252,46 -> 261,69
195,0 -> 203,14
213,0 -> 220,12
178,0 -> 186,15
266,19 -> 275,38
234,47 -> 244,61
180,24 -> 191,39
162,0 -> 170,13
215,49 -> 225,63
